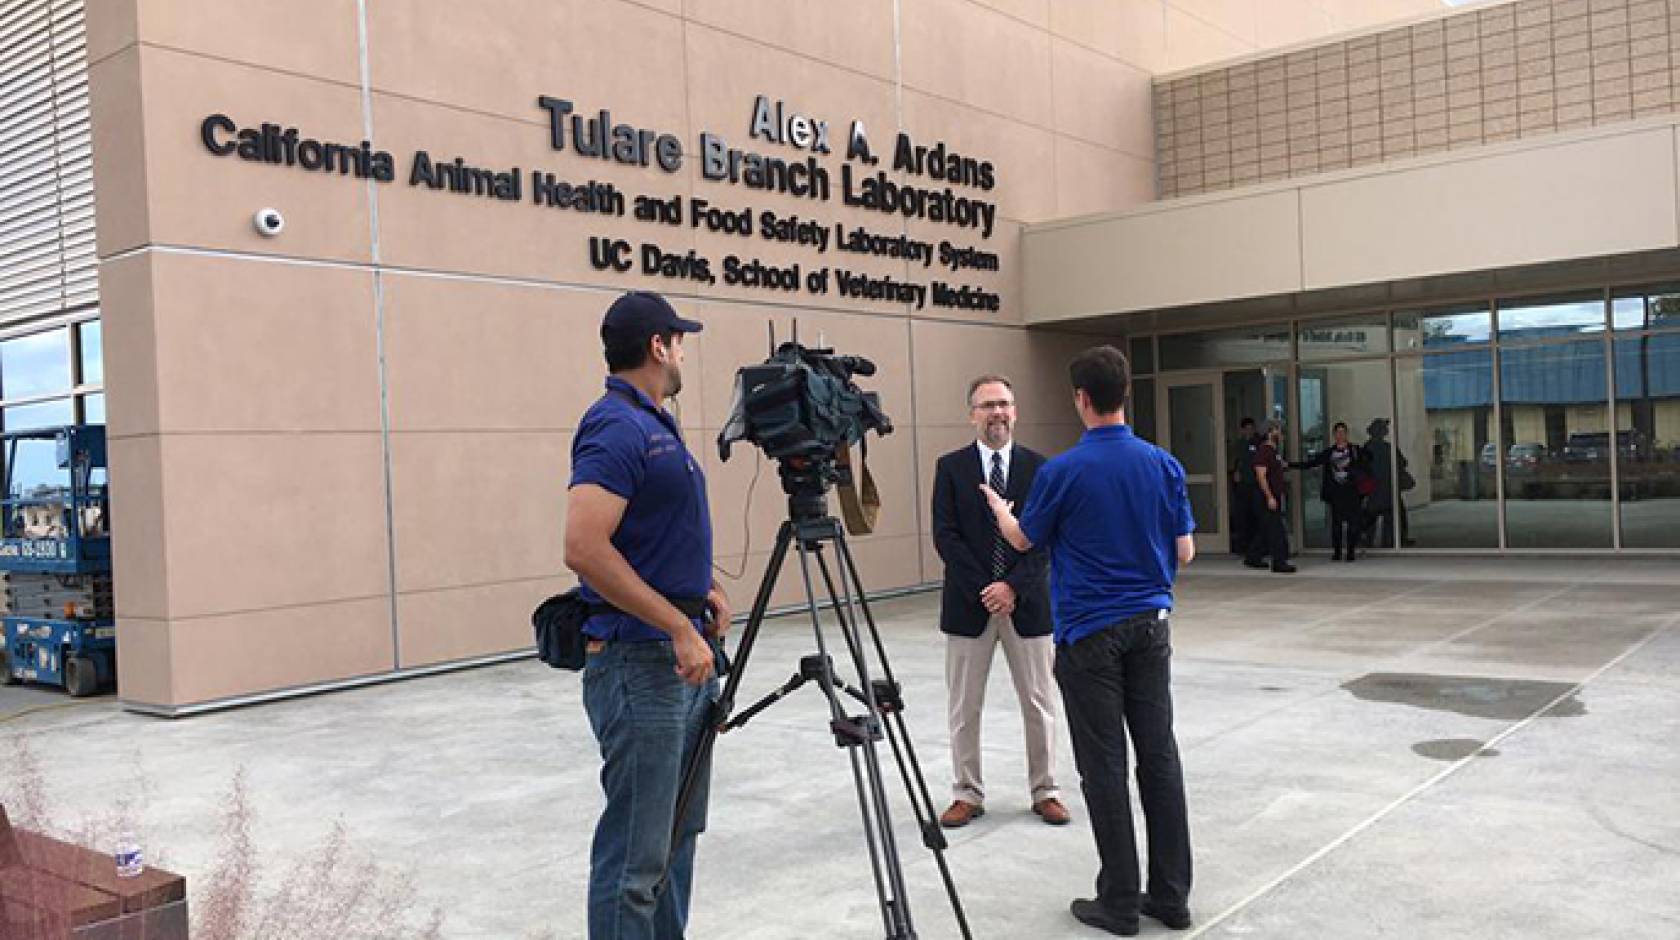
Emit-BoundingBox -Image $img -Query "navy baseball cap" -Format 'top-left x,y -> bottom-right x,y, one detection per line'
601,291 -> 703,341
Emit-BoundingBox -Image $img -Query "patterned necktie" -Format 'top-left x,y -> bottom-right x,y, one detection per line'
989,451 -> 1009,580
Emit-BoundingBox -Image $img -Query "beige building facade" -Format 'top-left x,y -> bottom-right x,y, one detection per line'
35,0 -> 1680,714
65,0 -> 1441,713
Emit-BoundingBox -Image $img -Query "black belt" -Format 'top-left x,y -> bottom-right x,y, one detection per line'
587,595 -> 709,621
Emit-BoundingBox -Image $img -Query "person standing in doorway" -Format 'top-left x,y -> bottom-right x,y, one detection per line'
1299,421 -> 1369,561
980,345 -> 1197,936
1244,420 -> 1297,574
564,291 -> 731,940
930,374 -> 1066,830
1228,417 -> 1260,556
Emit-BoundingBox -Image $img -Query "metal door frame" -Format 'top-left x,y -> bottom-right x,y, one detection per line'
1158,370 -> 1228,553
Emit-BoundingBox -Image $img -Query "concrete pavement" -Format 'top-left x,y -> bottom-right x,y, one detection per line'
3,554 -> 1677,938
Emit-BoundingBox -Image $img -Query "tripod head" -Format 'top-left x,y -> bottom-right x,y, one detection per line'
776,451 -> 845,524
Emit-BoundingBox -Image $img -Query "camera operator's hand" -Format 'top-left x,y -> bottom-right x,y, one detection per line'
980,581 -> 1016,615
704,584 -> 732,640
673,629 -> 716,685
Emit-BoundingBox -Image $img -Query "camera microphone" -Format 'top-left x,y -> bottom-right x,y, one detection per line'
840,355 -> 876,377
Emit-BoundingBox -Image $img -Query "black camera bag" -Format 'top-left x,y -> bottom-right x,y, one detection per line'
532,591 -> 711,671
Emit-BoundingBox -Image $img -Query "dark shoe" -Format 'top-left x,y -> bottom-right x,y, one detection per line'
1033,797 -> 1071,825
939,800 -> 984,828
1330,551 -> 1342,561
1070,898 -> 1138,936
1243,559 -> 1269,569
1141,895 -> 1193,930
1271,563 -> 1297,573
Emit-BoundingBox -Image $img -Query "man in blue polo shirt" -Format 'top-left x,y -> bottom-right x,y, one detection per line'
564,290 -> 730,940
981,344 -> 1197,937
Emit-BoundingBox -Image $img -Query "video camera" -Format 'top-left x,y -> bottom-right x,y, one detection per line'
717,339 -> 892,526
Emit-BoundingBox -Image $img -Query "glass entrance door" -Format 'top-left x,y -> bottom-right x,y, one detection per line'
1161,372 -> 1226,550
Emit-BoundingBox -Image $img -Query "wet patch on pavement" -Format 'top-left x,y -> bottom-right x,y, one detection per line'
1342,672 -> 1585,720
1411,738 -> 1501,761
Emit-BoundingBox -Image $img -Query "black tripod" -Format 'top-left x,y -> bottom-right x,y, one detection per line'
666,468 -> 972,940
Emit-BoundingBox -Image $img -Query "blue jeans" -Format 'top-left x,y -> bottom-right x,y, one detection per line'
582,640 -> 719,940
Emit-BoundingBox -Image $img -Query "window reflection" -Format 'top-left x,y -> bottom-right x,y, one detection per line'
1499,340 -> 1614,548
1396,351 -> 1499,548
77,320 -> 103,385
0,328 -> 72,399
1614,333 -> 1680,548
1299,314 -> 1390,361
1497,294 -> 1606,343
1395,305 -> 1492,350
1159,325 -> 1291,371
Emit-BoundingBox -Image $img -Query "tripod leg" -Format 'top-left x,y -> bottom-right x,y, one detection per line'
832,530 -> 975,940
661,521 -> 795,891
796,537 -> 916,940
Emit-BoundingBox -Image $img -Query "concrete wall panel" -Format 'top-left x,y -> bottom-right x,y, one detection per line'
160,598 -> 395,707
135,46 -> 374,263
145,254 -> 382,433
1025,190 -> 1303,320
155,433 -> 392,619
387,431 -> 570,594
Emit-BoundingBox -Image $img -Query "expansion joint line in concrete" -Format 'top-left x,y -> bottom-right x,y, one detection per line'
1183,620 -> 1673,939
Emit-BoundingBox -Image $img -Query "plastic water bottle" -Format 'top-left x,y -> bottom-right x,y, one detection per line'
114,833 -> 143,878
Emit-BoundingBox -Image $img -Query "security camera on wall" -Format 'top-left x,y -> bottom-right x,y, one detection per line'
252,207 -> 284,237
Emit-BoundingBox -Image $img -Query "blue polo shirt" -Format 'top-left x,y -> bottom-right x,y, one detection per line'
1018,424 -> 1195,646
570,376 -> 712,642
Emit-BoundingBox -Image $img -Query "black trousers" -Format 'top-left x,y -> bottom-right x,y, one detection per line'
1230,482 -> 1257,554
1328,495 -> 1362,555
1055,612 -> 1192,917
1243,492 -> 1289,569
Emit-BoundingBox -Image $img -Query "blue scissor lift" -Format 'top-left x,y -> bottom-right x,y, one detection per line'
0,425 -> 115,697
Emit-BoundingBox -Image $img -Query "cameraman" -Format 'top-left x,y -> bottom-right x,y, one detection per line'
980,345 -> 1196,936
564,291 -> 730,940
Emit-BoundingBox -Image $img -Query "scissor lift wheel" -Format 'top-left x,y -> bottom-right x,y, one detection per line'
63,654 -> 99,698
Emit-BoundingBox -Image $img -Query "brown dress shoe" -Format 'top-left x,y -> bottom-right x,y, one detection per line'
939,800 -> 985,828
1033,797 -> 1072,825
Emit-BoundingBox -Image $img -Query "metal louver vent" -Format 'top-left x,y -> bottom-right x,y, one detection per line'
0,0 -> 95,326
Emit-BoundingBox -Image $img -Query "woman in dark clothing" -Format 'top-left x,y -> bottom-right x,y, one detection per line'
1300,422 -> 1370,561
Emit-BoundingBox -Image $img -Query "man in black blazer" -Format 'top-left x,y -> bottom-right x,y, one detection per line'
931,374 -> 1066,828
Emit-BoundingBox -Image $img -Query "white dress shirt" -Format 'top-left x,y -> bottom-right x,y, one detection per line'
976,440 -> 1012,490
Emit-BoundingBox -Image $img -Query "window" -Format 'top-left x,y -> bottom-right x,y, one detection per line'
1611,286 -> 1680,334
1395,349 -> 1499,548
1129,336 -> 1155,375
1614,332 -> 1680,548
1395,305 -> 1493,350
1298,313 -> 1391,361
1297,360 -> 1394,548
1,327 -> 71,399
1497,293 -> 1606,343
1499,340 -> 1613,548
1159,325 -> 1291,371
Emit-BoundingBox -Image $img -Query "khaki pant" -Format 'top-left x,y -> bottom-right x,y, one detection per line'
946,614 -> 1059,805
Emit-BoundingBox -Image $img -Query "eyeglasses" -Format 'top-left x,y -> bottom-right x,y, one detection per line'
971,399 -> 1015,412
